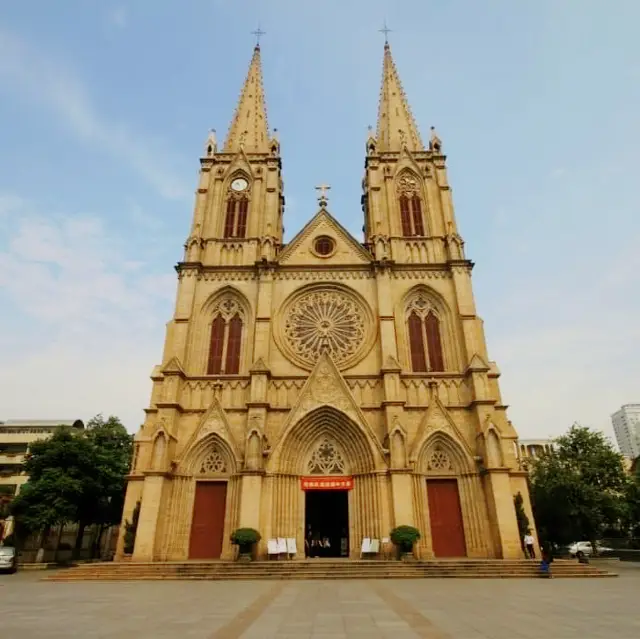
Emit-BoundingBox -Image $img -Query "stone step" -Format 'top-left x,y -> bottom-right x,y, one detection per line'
46,559 -> 614,581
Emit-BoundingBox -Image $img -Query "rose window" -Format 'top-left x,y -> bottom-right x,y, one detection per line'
281,287 -> 372,369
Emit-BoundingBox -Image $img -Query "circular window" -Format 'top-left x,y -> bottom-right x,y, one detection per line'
275,284 -> 376,370
314,236 -> 335,256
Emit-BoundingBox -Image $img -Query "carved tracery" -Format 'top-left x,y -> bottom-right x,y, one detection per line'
427,446 -> 453,472
199,448 -> 227,474
307,438 -> 346,475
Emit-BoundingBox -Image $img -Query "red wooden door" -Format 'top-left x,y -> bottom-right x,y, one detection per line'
189,482 -> 227,559
427,479 -> 466,557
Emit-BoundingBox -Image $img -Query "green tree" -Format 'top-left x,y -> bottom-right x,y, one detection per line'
513,492 -> 531,546
623,459 -> 640,538
9,416 -> 133,560
530,425 -> 629,548
10,427 -> 95,557
79,415 -> 133,556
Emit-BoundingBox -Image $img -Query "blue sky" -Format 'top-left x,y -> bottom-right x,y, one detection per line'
1,0 -> 639,445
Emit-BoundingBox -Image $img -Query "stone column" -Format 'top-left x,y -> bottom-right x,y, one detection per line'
237,472 -> 263,533
132,473 -> 166,561
390,471 -> 414,528
483,469 -> 522,559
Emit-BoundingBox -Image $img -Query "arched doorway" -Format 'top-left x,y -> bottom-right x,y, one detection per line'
267,406 -> 382,559
178,434 -> 238,560
414,431 -> 490,558
303,437 -> 350,557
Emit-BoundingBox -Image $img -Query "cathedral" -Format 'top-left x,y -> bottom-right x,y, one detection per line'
116,40 -> 536,562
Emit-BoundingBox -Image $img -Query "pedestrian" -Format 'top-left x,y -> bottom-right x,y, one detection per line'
524,532 -> 536,559
540,542 -> 554,578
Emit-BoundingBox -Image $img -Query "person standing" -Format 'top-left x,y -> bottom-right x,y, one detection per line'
540,542 -> 554,578
524,532 -> 536,559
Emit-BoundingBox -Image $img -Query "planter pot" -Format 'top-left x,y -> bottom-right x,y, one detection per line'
237,544 -> 254,562
394,544 -> 415,561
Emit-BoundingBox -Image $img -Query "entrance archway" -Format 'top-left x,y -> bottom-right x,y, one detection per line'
303,437 -> 350,558
267,406 -> 381,559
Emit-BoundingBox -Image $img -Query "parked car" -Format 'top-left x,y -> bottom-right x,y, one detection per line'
0,546 -> 17,573
568,541 -> 614,558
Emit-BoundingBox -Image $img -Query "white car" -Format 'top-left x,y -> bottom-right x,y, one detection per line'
568,541 -> 614,558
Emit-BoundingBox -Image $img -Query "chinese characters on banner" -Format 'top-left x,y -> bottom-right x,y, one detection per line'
300,476 -> 354,490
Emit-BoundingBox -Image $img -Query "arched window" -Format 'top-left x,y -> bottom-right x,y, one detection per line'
396,172 -> 426,237
223,196 -> 249,239
406,295 -> 445,372
207,297 -> 245,374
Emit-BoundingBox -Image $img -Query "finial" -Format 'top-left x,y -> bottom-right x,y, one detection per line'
429,126 -> 442,152
379,20 -> 392,45
251,25 -> 266,48
205,128 -> 217,156
315,183 -> 331,208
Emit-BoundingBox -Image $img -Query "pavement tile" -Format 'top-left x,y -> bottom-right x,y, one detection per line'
0,560 -> 637,638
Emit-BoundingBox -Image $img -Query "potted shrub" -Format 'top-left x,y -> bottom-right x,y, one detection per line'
230,528 -> 261,562
390,525 -> 421,560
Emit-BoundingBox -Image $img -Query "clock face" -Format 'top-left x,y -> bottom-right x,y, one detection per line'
231,178 -> 248,192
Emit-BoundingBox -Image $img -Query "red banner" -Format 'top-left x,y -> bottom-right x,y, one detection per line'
300,476 -> 354,491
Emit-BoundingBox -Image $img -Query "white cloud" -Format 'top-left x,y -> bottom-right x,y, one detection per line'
108,7 -> 128,29
0,195 -> 174,431
0,27 -> 187,200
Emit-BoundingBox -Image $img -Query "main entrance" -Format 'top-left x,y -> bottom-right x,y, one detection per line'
305,490 -> 349,558
189,482 -> 227,559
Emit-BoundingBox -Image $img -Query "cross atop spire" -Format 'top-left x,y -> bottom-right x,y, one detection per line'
251,25 -> 266,48
224,44 -> 270,153
375,41 -> 423,152
379,20 -> 392,45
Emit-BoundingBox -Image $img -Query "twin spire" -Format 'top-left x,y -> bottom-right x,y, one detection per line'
224,45 -> 270,153
221,40 -> 427,155
375,42 -> 424,152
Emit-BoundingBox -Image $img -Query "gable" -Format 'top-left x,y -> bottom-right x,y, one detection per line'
409,393 -> 474,462
269,351 -> 385,462
278,209 -> 372,266
176,398 -> 241,464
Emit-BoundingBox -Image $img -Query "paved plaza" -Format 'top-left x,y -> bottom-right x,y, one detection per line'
1,561 -> 639,638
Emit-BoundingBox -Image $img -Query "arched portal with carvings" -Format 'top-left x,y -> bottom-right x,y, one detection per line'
412,432 -> 492,559
157,434 -> 241,562
266,406 -> 384,559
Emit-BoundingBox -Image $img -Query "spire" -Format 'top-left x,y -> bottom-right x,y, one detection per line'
224,45 -> 270,153
375,42 -> 423,152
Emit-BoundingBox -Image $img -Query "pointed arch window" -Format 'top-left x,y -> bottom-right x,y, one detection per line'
223,188 -> 250,239
406,296 -> 445,372
207,298 -> 245,375
396,172 -> 426,237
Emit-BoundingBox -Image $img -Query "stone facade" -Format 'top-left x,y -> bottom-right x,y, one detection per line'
117,43 -> 536,562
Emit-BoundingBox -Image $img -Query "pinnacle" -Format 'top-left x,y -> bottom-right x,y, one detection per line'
375,43 -> 423,153
224,45 -> 270,153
